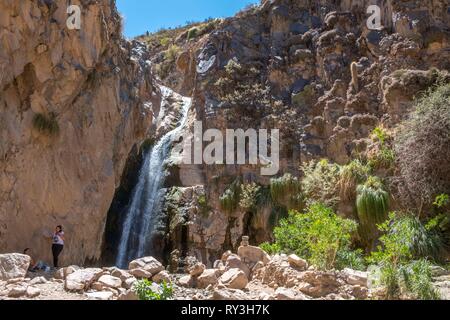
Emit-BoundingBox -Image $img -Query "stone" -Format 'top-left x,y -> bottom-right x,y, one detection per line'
341,268 -> 368,287
118,289 -> 139,300
53,269 -> 65,280
29,277 -> 47,285
152,271 -> 171,284
212,288 -> 249,300
65,268 -> 103,291
197,269 -> 220,289
85,291 -> 114,300
219,268 -> 248,290
129,268 -> 152,279
91,282 -> 105,291
274,287 -> 301,300
288,254 -> 308,270
129,257 -> 164,275
26,286 -> 41,298
111,268 -> 133,281
237,245 -> 271,266
8,285 -> 27,298
225,255 -> 250,278
124,277 -> 137,289
178,275 -> 194,288
221,251 -> 232,262
98,275 -> 122,289
189,262 -> 206,277
0,254 -> 31,280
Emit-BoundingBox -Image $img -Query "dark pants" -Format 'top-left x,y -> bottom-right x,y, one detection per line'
52,244 -> 64,268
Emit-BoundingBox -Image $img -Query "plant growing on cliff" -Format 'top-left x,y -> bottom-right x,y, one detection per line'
395,83 -> 450,212
367,127 -> 396,170
219,179 -> 241,214
133,279 -> 174,301
356,176 -> 389,237
239,182 -> 261,211
339,159 -> 371,201
262,203 -> 360,270
301,159 -> 341,208
270,173 -> 302,210
32,112 -> 59,136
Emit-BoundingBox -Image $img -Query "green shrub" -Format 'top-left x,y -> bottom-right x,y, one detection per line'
133,279 -> 174,301
339,159 -> 371,201
259,242 -> 280,255
197,194 -> 211,217
219,180 -> 241,214
32,112 -> 59,136
395,83 -> 450,210
270,174 -> 302,210
187,27 -> 198,40
368,146 -> 396,170
265,203 -> 360,270
301,159 -> 341,208
356,176 -> 389,236
368,213 -> 441,299
402,259 -> 440,300
336,248 -> 366,271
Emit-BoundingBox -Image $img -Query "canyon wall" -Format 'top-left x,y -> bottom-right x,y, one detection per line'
0,0 -> 160,265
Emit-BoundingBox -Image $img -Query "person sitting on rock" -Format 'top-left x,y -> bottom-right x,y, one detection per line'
23,248 -> 50,272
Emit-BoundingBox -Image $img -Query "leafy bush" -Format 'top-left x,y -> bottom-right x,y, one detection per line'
356,176 -> 389,239
402,259 -> 440,300
187,27 -> 198,40
368,213 -> 441,299
395,83 -> 450,210
32,112 -> 59,136
133,279 -> 174,301
368,127 -> 396,170
270,174 -> 302,210
336,248 -> 366,271
264,203 -> 359,270
301,159 -> 341,208
197,194 -> 211,217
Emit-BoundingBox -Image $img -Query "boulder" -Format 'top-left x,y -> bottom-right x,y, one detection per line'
98,275 -> 122,289
26,286 -> 41,298
118,289 -> 139,300
274,287 -> 309,300
212,288 -> 249,300
219,268 -> 248,290
189,262 -> 206,277
197,269 -> 220,289
0,254 -> 31,280
129,268 -> 152,279
341,268 -> 368,287
152,271 -> 171,284
129,257 -> 164,275
29,277 -> 47,285
123,277 -> 137,289
288,254 -> 308,270
65,268 -> 103,291
8,285 -> 27,298
225,255 -> 250,278
178,275 -> 194,288
85,291 -> 114,300
237,245 -> 271,266
111,268 -> 133,281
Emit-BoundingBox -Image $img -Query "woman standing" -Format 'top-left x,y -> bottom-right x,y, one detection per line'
52,225 -> 64,268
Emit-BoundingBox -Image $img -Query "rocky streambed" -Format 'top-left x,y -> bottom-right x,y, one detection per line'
2,239 -> 448,301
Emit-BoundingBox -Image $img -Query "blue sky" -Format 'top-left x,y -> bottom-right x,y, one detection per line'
117,0 -> 258,38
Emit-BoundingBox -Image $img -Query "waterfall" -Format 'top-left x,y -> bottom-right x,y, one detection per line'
115,87 -> 191,268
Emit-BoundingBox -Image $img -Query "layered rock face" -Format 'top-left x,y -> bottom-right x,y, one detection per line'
152,0 -> 450,264
0,1 -> 159,265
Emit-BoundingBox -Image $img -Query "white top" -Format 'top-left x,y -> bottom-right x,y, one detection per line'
52,231 -> 64,245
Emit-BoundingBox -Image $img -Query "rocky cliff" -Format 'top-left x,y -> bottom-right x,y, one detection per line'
0,0 -> 161,265
140,0 -> 449,265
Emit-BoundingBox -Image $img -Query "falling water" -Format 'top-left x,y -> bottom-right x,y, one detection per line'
115,87 -> 191,268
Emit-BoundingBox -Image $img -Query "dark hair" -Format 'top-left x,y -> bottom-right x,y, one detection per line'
23,248 -> 30,254
56,225 -> 63,231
